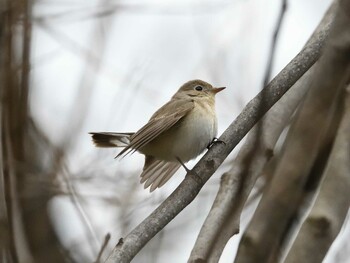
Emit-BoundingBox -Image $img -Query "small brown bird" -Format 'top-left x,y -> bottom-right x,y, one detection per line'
90,79 -> 225,192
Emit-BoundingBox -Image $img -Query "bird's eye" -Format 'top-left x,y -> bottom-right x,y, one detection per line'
195,85 -> 203,91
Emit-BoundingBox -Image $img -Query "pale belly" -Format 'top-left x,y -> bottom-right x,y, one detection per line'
140,108 -> 217,162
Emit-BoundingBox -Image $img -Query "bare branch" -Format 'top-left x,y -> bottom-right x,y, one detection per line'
0,1 -> 74,262
189,62 -> 316,263
104,2 -> 335,261
284,84 -> 350,263
262,0 -> 287,87
234,0 -> 350,262
95,233 -> 111,263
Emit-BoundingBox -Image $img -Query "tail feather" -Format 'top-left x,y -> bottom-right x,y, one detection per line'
90,133 -> 182,191
89,132 -> 133,148
141,156 -> 181,192
157,164 -> 181,188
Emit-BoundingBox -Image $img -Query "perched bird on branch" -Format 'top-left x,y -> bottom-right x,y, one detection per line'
90,79 -> 225,192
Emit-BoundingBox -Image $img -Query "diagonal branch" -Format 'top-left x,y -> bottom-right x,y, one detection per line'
189,63 -> 318,263
188,2 -> 338,262
105,3 -> 335,262
234,0 -> 350,262
284,83 -> 350,263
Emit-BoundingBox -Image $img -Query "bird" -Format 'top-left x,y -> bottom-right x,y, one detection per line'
90,79 -> 225,192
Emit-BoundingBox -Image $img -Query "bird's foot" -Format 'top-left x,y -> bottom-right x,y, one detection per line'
207,137 -> 226,149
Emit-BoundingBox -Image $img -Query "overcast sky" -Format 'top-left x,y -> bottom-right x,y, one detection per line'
28,1 -> 348,262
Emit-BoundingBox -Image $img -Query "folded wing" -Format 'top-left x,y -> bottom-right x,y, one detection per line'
116,98 -> 194,158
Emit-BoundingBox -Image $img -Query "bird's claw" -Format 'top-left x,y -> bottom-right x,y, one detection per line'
207,137 -> 226,149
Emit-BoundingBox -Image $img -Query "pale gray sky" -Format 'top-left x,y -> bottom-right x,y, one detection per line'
29,1 -> 346,262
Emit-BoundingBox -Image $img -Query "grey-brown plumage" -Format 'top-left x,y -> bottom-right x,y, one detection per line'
90,132 -> 133,147
90,79 -> 225,192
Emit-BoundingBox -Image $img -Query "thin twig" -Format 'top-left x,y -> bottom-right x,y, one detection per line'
263,0 -> 287,87
95,233 -> 111,263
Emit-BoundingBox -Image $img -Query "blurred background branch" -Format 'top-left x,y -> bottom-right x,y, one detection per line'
0,0 -> 71,262
284,83 -> 350,263
2,0 -> 349,263
235,1 -> 350,262
106,1 -> 336,261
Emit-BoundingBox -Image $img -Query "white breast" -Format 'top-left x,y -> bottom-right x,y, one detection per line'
169,99 -> 217,162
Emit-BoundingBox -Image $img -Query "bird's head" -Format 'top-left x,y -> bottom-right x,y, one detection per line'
173,79 -> 225,100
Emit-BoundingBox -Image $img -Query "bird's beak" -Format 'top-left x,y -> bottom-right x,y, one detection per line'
212,87 -> 226,94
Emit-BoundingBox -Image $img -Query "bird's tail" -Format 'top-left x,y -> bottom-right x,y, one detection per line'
89,132 -> 134,148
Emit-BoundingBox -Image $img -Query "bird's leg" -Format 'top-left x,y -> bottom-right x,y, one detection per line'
176,157 -> 203,185
176,157 -> 190,173
207,137 -> 226,149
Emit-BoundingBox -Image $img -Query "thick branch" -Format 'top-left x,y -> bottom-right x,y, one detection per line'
234,1 -> 350,262
188,62 -> 317,263
105,3 -> 335,262
284,85 -> 350,263
188,2 -> 340,262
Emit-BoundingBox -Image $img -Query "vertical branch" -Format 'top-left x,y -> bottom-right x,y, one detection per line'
19,0 -> 31,120
262,0 -> 287,87
1,1 -> 26,261
0,0 -> 72,262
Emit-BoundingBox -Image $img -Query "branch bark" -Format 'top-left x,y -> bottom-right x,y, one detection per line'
188,62 -> 317,263
188,3 -> 339,262
234,0 -> 350,262
283,84 -> 350,263
105,3 -> 335,262
0,1 -> 71,262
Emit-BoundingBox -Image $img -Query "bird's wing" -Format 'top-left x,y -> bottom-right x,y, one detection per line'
116,98 -> 194,157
